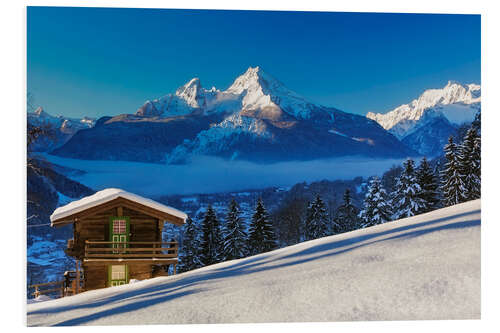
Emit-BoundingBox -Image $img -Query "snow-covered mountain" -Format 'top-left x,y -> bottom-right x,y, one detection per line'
52,67 -> 414,163
27,200 -> 480,325
366,81 -> 481,156
28,107 -> 95,151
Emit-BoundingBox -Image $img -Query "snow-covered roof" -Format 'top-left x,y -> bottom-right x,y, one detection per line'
50,188 -> 187,225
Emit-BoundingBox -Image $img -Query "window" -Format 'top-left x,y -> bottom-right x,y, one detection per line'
113,219 -> 127,234
111,265 -> 126,280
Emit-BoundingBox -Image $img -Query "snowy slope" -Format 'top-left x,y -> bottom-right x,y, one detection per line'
27,200 -> 480,326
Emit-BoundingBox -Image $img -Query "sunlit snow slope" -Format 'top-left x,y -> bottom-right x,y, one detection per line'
27,200 -> 480,326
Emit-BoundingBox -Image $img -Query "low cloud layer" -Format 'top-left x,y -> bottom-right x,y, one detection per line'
42,154 -> 405,197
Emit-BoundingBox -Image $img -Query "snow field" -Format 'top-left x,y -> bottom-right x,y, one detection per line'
27,200 -> 480,326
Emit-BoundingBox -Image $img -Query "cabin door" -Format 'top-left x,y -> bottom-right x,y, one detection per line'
109,217 -> 130,253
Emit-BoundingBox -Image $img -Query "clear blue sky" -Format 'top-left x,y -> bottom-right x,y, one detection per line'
27,7 -> 480,119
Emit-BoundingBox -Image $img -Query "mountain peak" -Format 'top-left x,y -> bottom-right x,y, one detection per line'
176,77 -> 204,108
445,80 -> 463,88
366,80 -> 481,140
33,107 -> 46,116
226,66 -> 281,95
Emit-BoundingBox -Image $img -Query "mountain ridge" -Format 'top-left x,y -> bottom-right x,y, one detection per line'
366,81 -> 480,156
28,107 -> 95,151
52,66 -> 415,163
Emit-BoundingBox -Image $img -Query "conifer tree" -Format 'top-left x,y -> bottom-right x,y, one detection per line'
391,158 -> 426,219
441,136 -> 466,206
472,111 -> 481,197
359,177 -> 392,227
334,189 -> 360,233
473,135 -> 481,189
304,194 -> 329,240
416,157 -> 440,213
460,127 -> 481,201
248,198 -> 277,255
222,199 -> 248,261
178,217 -> 202,273
472,109 -> 481,133
199,205 -> 223,266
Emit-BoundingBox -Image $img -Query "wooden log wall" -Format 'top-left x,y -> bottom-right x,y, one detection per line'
73,206 -> 164,258
82,263 -> 107,290
74,205 -> 164,292
82,263 -> 154,291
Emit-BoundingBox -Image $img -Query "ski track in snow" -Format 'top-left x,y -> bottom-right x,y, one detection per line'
27,200 -> 480,326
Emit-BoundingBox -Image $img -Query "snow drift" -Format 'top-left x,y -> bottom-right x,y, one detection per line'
27,200 -> 480,326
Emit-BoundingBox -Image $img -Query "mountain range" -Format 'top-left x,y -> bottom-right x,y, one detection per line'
50,67 -> 414,163
367,81 -> 481,156
28,107 -> 95,151
32,68 -> 480,162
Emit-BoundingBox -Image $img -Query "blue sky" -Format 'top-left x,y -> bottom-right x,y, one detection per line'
27,7 -> 480,119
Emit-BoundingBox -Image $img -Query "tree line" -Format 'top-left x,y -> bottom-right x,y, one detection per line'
178,118 -> 480,273
178,198 -> 277,272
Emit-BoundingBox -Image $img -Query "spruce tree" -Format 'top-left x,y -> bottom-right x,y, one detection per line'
178,217 -> 202,273
473,135 -> 481,193
460,127 -> 481,201
334,189 -> 360,233
441,136 -> 466,206
222,199 -> 248,261
304,194 -> 329,240
391,158 -> 426,219
416,157 -> 440,213
199,205 -> 223,266
248,198 -> 277,255
359,177 -> 392,227
472,109 -> 481,133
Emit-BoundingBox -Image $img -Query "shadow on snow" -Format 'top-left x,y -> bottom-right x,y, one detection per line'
28,209 -> 480,326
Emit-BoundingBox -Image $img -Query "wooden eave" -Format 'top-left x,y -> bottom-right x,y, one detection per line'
51,196 -> 185,227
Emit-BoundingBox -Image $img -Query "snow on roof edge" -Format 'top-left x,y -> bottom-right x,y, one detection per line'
50,188 -> 187,225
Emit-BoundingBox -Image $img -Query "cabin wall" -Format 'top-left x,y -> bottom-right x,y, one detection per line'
82,263 -> 153,291
74,209 -> 114,258
129,263 -> 154,281
82,264 -> 107,291
122,207 -> 161,242
71,205 -> 168,291
73,207 -> 163,258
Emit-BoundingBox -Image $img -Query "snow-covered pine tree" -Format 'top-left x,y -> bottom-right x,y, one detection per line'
459,127 -> 481,201
178,216 -> 202,273
222,199 -> 248,261
334,189 -> 360,233
472,109 -> 481,133
359,177 -> 392,227
391,158 -> 426,219
304,194 -> 329,240
199,205 -> 223,266
416,157 -> 440,213
473,134 -> 481,191
248,198 -> 277,255
441,136 -> 467,206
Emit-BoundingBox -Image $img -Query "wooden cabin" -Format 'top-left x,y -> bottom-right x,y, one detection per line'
50,188 -> 187,293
